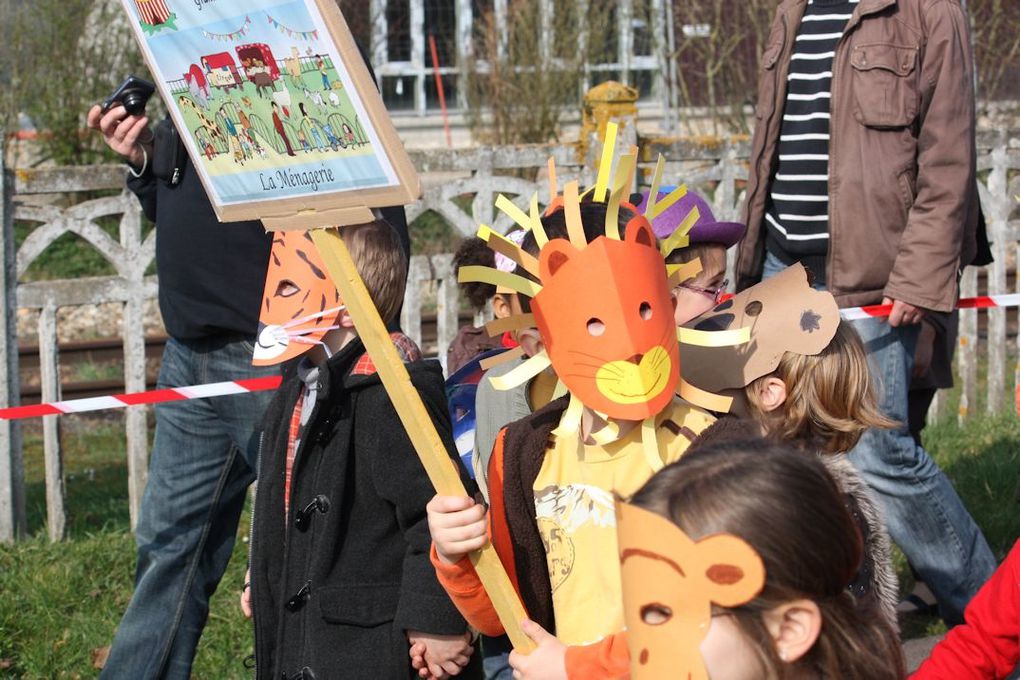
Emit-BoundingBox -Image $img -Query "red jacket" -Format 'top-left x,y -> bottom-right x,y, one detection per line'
911,541 -> 1020,679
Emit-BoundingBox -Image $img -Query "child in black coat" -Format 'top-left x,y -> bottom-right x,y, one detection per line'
243,222 -> 473,679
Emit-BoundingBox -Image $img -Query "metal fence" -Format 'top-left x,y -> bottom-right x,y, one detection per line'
1,130 -> 1018,542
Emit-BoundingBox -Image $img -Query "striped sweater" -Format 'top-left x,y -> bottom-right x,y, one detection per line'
764,0 -> 857,284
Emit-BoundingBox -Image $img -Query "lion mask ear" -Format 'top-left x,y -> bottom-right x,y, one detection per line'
624,218 -> 656,249
539,238 -> 580,281
616,501 -> 765,680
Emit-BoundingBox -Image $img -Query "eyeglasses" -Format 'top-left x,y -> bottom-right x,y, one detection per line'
676,279 -> 729,305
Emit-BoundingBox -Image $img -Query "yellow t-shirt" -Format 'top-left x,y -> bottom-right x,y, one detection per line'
532,399 -> 714,645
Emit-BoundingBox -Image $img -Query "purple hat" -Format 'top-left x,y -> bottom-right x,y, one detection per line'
633,186 -> 746,247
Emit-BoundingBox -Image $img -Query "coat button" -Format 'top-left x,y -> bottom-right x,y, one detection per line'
285,581 -> 311,612
294,494 -> 331,531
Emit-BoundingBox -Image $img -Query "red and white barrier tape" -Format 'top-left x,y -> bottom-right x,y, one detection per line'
1,294 -> 1018,422
839,294 -> 1020,321
0,375 -> 283,421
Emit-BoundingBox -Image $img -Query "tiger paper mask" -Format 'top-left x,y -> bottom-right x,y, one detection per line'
531,219 -> 680,421
252,230 -> 344,366
616,501 -> 765,680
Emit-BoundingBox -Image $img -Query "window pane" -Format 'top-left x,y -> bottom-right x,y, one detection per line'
387,0 -> 412,62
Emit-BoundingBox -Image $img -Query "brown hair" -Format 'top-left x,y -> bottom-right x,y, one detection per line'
339,220 -> 407,325
665,241 -> 727,279
745,320 -> 894,454
631,441 -> 905,680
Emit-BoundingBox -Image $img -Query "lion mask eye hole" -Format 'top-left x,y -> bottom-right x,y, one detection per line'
275,279 -> 300,298
587,318 -> 606,337
640,603 -> 673,625
639,302 -> 653,320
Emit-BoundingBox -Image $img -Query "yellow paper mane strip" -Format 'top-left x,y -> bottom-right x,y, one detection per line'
659,205 -> 701,257
548,157 -> 558,204
650,184 -> 688,221
677,325 -> 751,348
529,193 -> 548,247
678,378 -> 734,413
458,266 -> 542,298
480,345 -> 524,371
641,417 -> 664,472
552,394 -> 585,438
591,419 -> 622,446
488,350 -> 553,391
605,153 -> 637,241
594,122 -> 619,202
564,181 -> 587,248
643,154 -> 666,220
478,226 -> 540,278
485,313 -> 538,337
667,260 -> 703,288
495,194 -> 534,233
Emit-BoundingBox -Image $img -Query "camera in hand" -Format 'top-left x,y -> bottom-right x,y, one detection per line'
101,75 -> 156,116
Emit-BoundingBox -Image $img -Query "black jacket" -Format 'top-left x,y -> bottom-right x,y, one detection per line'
250,339 -> 468,679
127,120 -> 272,341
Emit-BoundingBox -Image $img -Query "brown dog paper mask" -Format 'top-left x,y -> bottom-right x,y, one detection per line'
680,264 -> 839,409
253,230 -> 344,366
616,501 -> 765,680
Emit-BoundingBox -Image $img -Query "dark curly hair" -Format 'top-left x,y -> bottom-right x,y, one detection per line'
453,236 -> 497,311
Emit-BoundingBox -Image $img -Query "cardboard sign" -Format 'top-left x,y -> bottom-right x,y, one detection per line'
118,0 -> 419,227
616,501 -> 765,680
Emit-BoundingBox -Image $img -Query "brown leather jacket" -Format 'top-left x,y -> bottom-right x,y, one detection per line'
736,0 -> 978,312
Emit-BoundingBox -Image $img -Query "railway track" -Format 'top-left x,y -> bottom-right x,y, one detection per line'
17,311 -> 476,404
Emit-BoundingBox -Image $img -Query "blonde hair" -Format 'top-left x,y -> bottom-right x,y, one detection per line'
340,220 -> 407,325
746,320 -> 895,454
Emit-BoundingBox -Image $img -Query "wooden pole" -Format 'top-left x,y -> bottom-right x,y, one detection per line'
310,228 -> 535,653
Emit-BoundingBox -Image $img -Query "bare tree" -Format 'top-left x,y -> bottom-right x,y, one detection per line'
463,0 -> 615,144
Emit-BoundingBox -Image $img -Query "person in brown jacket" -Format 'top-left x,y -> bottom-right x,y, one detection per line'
736,0 -> 995,626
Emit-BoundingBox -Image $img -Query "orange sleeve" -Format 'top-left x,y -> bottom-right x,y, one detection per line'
429,428 -> 524,638
564,631 -> 631,680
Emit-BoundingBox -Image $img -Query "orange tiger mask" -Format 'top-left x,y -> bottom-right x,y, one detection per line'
252,231 -> 344,366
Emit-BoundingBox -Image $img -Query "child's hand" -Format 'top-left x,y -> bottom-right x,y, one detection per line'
508,619 -> 567,680
427,495 -> 488,565
240,568 -> 252,619
407,630 -> 474,679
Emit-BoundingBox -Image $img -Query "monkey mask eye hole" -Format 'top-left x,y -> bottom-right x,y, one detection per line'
587,317 -> 606,337
639,302 -> 653,320
640,603 -> 673,625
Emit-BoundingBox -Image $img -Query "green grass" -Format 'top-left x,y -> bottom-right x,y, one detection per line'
1,390 -> 1018,676
0,418 -> 253,678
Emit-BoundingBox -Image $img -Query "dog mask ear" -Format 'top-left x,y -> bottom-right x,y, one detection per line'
616,501 -> 765,680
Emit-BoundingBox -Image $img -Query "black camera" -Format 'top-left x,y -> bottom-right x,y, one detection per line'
101,75 -> 156,116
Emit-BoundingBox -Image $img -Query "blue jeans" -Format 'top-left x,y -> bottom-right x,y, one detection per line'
762,250 -> 996,625
481,635 -> 513,680
100,336 -> 278,679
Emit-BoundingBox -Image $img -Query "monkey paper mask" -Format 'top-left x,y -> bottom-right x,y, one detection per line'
252,230 -> 344,366
616,500 -> 765,680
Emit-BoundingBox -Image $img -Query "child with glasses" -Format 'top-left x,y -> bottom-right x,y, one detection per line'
634,187 -> 745,325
